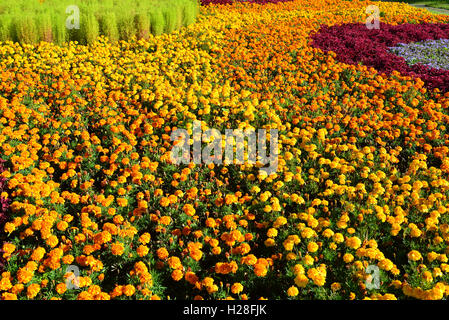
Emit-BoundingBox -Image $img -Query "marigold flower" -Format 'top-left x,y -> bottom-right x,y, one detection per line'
287,286 -> 299,297
171,269 -> 184,281
167,256 -> 182,269
157,248 -> 169,260
26,283 -> 41,299
231,283 -> 244,295
408,250 -> 422,262
110,242 -> 125,256
123,285 -> 135,297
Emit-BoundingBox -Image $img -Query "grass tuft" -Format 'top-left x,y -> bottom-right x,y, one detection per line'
0,0 -> 200,45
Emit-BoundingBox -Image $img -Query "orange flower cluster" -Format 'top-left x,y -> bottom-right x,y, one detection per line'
1,0 -> 449,300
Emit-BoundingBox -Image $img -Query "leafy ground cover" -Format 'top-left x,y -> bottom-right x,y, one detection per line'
1,0 -> 449,300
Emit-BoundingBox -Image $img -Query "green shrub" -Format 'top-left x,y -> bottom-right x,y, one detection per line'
0,15 -> 13,42
149,8 -> 165,36
135,13 -> 151,40
0,0 -> 200,45
82,12 -> 100,45
98,12 -> 119,42
51,14 -> 67,45
118,11 -> 137,42
13,15 -> 38,44
36,13 -> 53,43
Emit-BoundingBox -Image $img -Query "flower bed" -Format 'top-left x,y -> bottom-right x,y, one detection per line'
311,22 -> 449,92
1,0 -> 449,300
0,158 -> 11,274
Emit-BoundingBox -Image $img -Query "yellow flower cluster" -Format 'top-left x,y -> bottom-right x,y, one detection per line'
1,0 -> 449,300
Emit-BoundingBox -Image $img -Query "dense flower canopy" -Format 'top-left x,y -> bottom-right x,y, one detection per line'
1,0 -> 449,300
311,22 -> 449,92
389,39 -> 449,71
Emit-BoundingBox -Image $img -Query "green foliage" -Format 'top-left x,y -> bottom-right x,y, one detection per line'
149,8 -> 165,36
0,15 -> 13,42
0,0 -> 200,45
13,15 -> 38,44
118,11 -> 137,42
98,11 -> 119,42
36,13 -> 53,43
135,13 -> 151,40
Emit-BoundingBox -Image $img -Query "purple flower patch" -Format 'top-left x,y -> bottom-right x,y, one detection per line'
389,39 -> 449,71
311,22 -> 449,92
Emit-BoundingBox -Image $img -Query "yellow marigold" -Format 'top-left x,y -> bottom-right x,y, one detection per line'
378,259 -> 394,271
331,282 -> 341,291
292,264 -> 305,275
190,249 -> 203,261
4,222 -> 15,233
322,228 -> 334,238
333,233 -> 344,243
267,228 -> 278,238
137,245 -> 149,257
116,198 -> 128,207
304,254 -> 314,266
307,242 -> 319,253
231,283 -> 244,295
46,235 -> 59,248
57,221 -> 68,231
207,284 -> 219,294
422,271 -> 433,282
139,233 -> 151,244
241,254 -> 257,266
0,276 -> 12,291
30,247 -> 46,261
408,250 -> 422,262
301,227 -> 315,239
346,236 -> 362,249
171,269 -> 184,281
26,283 -> 41,299
254,263 -> 267,277
62,255 -> 74,265
17,267 -> 34,284
2,292 -> 17,300
167,256 -> 182,269
343,253 -> 354,263
294,274 -> 309,288
273,216 -> 287,228
2,243 -> 16,256
56,283 -> 67,295
202,277 -> 215,288
11,283 -> 24,295
160,216 -> 172,225
265,238 -> 276,247
123,284 -> 135,297
287,286 -> 299,297
183,204 -> 196,216
205,218 -> 217,228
